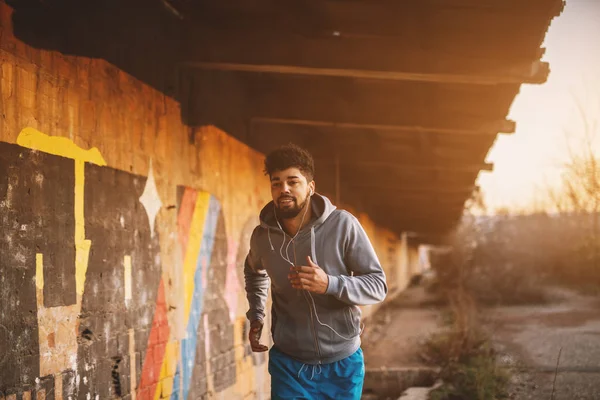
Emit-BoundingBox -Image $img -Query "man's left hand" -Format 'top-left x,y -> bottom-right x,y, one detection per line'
288,256 -> 329,294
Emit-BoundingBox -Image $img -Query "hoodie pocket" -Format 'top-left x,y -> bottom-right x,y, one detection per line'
343,306 -> 361,337
273,314 -> 283,344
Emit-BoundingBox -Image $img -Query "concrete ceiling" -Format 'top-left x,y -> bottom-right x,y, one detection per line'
9,0 -> 564,240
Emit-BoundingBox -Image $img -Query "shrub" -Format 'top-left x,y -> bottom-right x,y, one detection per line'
420,289 -> 509,400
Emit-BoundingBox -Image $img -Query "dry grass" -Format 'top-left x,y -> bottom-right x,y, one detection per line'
420,289 -> 509,400
421,210 -> 600,399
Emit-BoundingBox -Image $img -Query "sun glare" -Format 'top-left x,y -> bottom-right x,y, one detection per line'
476,0 -> 600,214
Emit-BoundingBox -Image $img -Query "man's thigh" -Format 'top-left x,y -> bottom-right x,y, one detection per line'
268,347 -> 316,400
320,348 -> 365,400
268,347 -> 365,400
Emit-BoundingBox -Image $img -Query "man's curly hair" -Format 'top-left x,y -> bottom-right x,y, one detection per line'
264,143 -> 315,181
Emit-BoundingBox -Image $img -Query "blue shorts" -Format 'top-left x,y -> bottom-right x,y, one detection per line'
268,347 -> 365,400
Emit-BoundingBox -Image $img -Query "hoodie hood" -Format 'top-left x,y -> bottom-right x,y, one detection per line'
259,192 -> 337,231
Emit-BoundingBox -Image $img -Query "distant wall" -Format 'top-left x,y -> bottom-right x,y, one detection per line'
0,4 -> 423,398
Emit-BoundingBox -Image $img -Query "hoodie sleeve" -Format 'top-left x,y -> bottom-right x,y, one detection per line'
325,212 -> 388,305
244,227 -> 270,322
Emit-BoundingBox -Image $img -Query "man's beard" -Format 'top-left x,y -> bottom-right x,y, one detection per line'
275,196 -> 309,219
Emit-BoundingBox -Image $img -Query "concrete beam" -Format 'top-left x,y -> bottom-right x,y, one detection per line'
183,61 -> 549,85
251,117 -> 516,136
332,160 -> 493,173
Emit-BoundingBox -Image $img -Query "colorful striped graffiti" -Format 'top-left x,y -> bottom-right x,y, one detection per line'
0,129 -> 261,399
137,189 -> 237,399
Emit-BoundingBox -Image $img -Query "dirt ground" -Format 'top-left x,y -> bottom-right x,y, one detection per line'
362,285 -> 600,399
362,286 -> 442,370
488,288 -> 600,400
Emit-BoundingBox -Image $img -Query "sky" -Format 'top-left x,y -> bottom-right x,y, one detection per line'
476,0 -> 600,213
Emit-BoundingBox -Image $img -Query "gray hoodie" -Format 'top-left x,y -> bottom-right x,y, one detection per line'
244,193 -> 387,365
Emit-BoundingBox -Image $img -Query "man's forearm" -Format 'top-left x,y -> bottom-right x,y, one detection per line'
325,272 -> 387,306
244,262 -> 270,321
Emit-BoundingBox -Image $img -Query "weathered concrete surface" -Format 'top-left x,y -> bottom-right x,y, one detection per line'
362,285 -> 442,369
362,286 -> 442,399
489,289 -> 600,400
397,382 -> 443,400
363,367 -> 438,400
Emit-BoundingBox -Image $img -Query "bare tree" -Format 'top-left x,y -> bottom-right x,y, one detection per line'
548,84 -> 600,267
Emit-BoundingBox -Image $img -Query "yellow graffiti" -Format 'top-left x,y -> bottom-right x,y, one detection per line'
124,255 -> 133,302
183,191 -> 210,323
154,192 -> 210,399
17,127 -> 104,296
16,127 -> 106,166
155,341 -> 180,400
22,128 -> 106,377
74,159 -> 91,295
36,253 -> 44,292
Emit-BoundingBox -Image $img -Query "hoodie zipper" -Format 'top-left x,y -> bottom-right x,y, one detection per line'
293,240 -> 322,363
304,291 -> 322,363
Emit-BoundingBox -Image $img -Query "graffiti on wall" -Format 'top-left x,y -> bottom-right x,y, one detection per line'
0,128 -> 263,399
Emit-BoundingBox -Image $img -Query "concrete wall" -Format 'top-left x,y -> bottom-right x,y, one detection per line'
0,4 -> 423,399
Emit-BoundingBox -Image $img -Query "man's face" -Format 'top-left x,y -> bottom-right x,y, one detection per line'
270,167 -> 315,219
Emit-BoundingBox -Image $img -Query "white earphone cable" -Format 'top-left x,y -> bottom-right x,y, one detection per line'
274,190 -> 362,342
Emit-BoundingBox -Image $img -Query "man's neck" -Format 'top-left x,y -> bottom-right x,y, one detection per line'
282,203 -> 313,237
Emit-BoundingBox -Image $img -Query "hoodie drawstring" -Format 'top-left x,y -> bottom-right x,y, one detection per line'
268,227 -> 274,251
310,226 -> 317,264
297,363 -> 322,380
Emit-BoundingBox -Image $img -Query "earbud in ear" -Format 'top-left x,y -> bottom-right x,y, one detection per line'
310,189 -> 314,196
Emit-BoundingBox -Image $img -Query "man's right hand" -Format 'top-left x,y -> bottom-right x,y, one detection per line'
249,319 -> 269,352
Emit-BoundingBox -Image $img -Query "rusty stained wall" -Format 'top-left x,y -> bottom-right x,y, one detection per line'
0,4 -> 422,399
